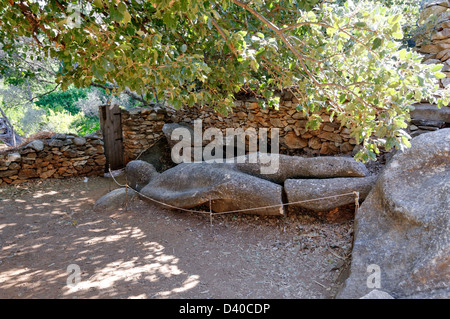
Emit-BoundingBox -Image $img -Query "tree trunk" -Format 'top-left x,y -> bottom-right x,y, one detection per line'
0,106 -> 22,147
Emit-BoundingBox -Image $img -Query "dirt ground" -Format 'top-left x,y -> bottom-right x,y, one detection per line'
0,176 -> 354,299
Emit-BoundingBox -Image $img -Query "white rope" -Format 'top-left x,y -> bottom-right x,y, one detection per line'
108,167 -> 361,216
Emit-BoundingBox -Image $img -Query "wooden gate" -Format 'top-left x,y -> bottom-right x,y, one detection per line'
99,104 -> 124,171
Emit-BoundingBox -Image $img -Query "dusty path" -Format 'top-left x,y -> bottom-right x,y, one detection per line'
0,176 -> 353,299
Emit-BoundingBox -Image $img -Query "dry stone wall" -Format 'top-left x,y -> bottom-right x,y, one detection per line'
0,133 -> 105,185
121,92 -> 357,163
416,0 -> 450,88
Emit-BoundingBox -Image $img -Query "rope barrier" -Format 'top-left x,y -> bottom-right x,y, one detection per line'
107,167 -> 361,217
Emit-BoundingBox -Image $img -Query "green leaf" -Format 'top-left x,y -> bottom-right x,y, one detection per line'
392,31 -> 403,40
372,38 -> 382,50
110,8 -> 124,22
326,27 -> 337,36
431,64 -> 443,72
398,49 -> 407,60
256,32 -> 264,39
93,0 -> 103,9
388,14 -> 402,25
123,10 -> 131,25
117,2 -> 127,14
435,71 -> 446,79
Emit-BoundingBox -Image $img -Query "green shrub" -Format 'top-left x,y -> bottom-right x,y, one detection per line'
40,109 -> 99,136
35,87 -> 88,115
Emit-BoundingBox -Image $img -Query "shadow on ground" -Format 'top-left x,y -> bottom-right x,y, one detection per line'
0,177 -> 353,299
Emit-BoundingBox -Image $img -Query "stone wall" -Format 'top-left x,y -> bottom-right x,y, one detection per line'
121,91 -> 357,163
0,133 -> 105,185
416,0 -> 450,88
121,108 -> 170,163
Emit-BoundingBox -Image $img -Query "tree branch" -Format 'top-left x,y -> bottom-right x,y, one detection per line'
91,82 -> 154,107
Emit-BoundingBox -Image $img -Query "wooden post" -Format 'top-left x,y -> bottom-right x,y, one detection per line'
99,104 -> 124,171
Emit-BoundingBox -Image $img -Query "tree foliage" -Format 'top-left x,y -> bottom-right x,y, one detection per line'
0,0 -> 448,161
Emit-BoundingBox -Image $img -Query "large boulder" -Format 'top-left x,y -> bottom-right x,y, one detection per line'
229,153 -> 369,184
125,160 -> 160,191
139,162 -> 284,216
284,176 -> 378,212
337,129 -> 450,299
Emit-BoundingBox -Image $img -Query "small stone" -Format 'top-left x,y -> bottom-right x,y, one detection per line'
441,77 -> 450,87
7,153 -> 21,162
319,142 -> 338,154
40,169 -> 56,179
25,140 -> 44,152
52,133 -> 67,140
308,137 -> 322,150
269,118 -> 283,127
418,125 -> 440,131
49,139 -> 64,147
73,137 -> 87,146
292,112 -> 306,120
431,28 -> 450,41
340,142 -> 353,153
283,131 -> 308,149
436,48 -> 450,60
419,42 -> 450,54
318,131 -> 343,143
322,124 -> 335,132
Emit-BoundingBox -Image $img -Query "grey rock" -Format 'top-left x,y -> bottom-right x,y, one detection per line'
410,103 -> 450,123
52,133 -> 67,140
418,125 -> 440,131
48,139 -> 65,147
337,129 -> 450,299
410,118 -> 446,128
73,137 -> 87,146
140,162 -> 284,216
125,160 -> 160,191
228,153 -> 369,184
94,187 -> 138,212
85,131 -> 102,139
360,290 -> 394,299
284,175 -> 378,211
6,152 -> 21,162
25,139 -> 44,152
